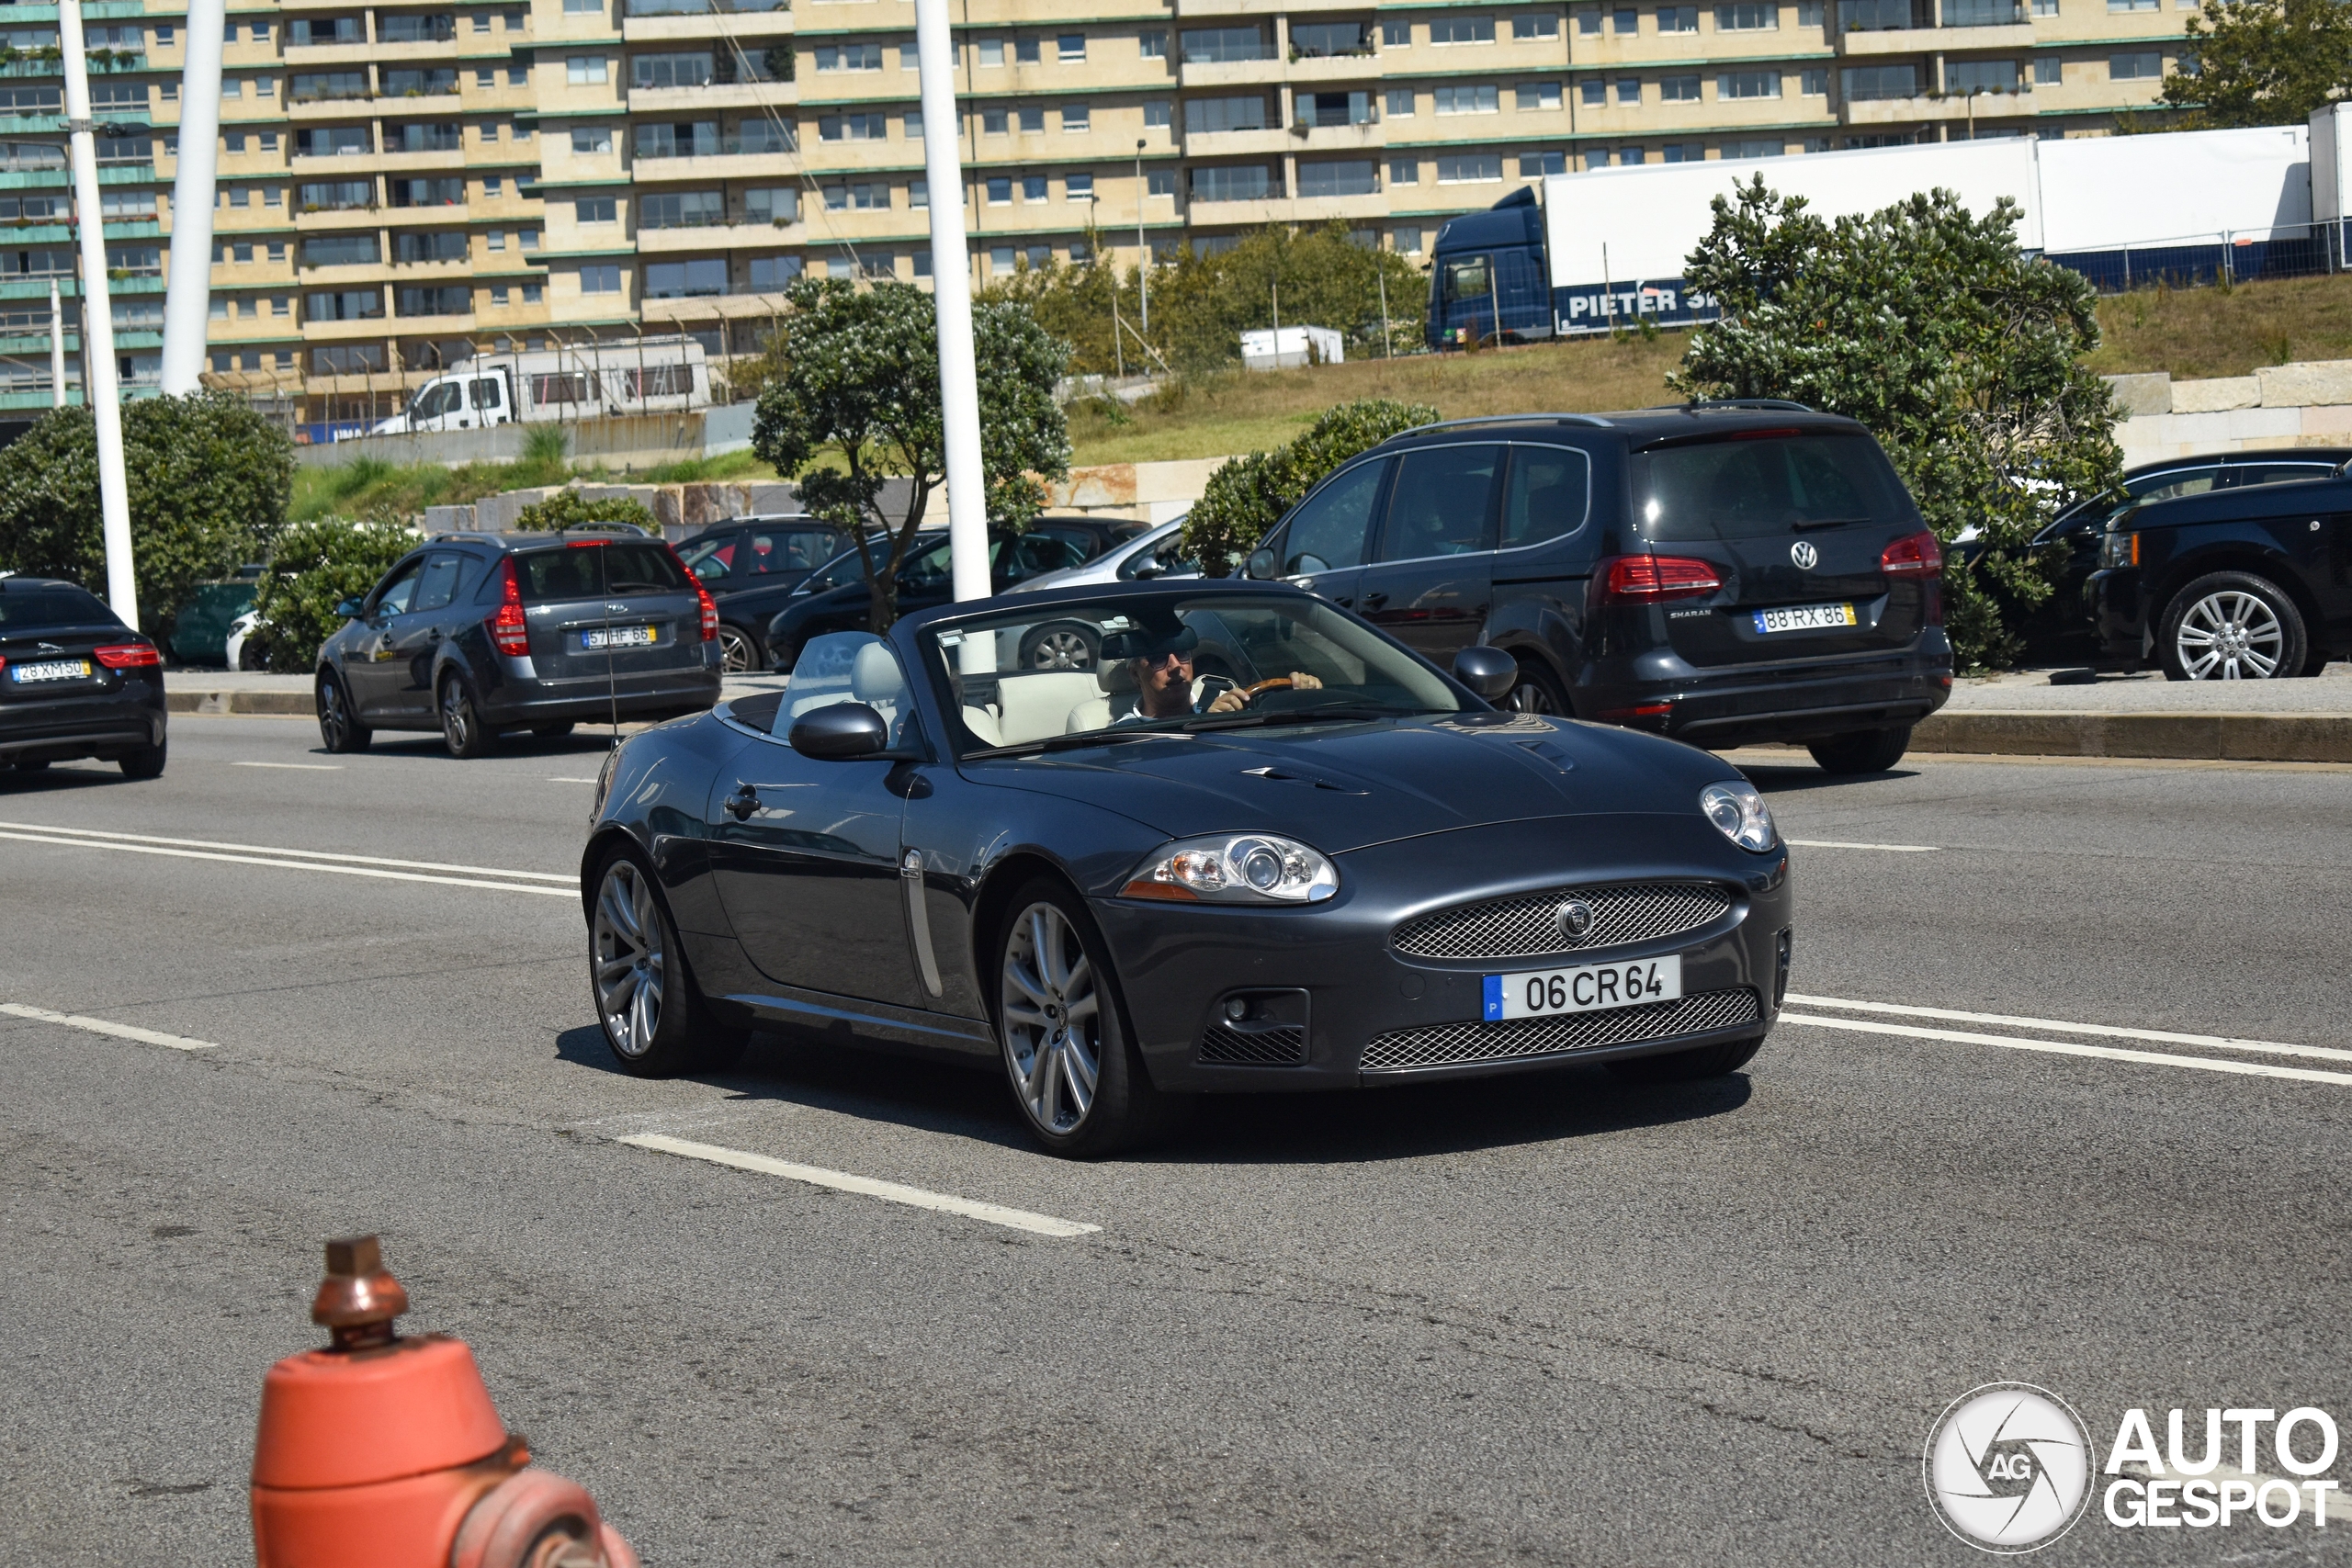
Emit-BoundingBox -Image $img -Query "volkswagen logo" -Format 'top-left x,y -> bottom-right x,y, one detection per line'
1556,899 -> 1595,942
1791,540 -> 1819,570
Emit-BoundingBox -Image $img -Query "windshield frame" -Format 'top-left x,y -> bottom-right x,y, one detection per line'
909,587 -> 1474,760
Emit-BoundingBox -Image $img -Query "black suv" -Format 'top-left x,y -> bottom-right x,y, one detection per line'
673,514 -> 856,673
2088,470 -> 2352,680
0,577 -> 168,778
762,516 -> 1147,671
1240,405 -> 1952,772
314,527 -> 721,758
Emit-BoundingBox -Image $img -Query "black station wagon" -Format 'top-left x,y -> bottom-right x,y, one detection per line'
1241,404 -> 1954,773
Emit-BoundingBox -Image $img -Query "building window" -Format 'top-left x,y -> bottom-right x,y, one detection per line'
523,284 -> 543,302
1521,82 -> 1562,108
1063,103 -> 1089,130
572,126 -> 612,152
1660,5 -> 1700,28
580,265 -> 621,294
908,179 -> 927,207
633,53 -> 712,88
1612,7 -> 1638,30
1948,59 -> 2019,91
1015,106 -> 1043,132
1520,150 -> 1566,175
1619,146 -> 1645,164
2109,50 -> 2161,76
1393,227 -> 1424,254
1434,84 -> 1500,113
491,284 -> 510,305
1616,77 -> 1641,103
1022,175 -> 1047,201
2033,56 -> 2061,85
1842,63 -> 1917,97
1578,7 -> 1603,30
1719,69 -> 1781,97
986,175 -> 1012,203
1058,32 -> 1085,60
983,108 -> 1008,135
1067,172 -> 1094,197
1186,95 -> 1268,132
575,197 -> 616,222
488,231 -> 505,251
990,246 -> 1015,276
746,187 -> 797,223
1145,100 -> 1172,128
1661,73 -> 1701,100
1182,26 -> 1266,62
1724,138 -> 1783,156
1148,168 -> 1176,196
567,56 -> 608,85
1388,157 -> 1419,185
1436,152 -> 1503,182
1581,79 -> 1605,105
1513,11 -> 1562,35
1382,17 -> 1413,44
820,113 -> 888,141
1430,14 -> 1498,42
267,243 -> 287,262
978,38 -> 1004,66
1715,2 -> 1778,27
564,0 -> 600,11
1140,30 -> 1167,57
1798,0 -> 1824,18
1191,164 -> 1273,201
2033,0 -> 2058,13
1663,142 -> 1701,161
1298,158 -> 1376,197
1016,37 -> 1041,63
814,42 -> 884,70
2108,0 -> 2156,8
1801,67 -> 1827,94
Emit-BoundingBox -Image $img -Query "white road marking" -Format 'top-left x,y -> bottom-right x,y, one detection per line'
1781,1013 -> 2352,1089
0,1001 -> 217,1052
1785,839 -> 1940,853
0,829 -> 572,897
0,819 -> 573,883
232,761 -> 343,771
547,777 -> 600,784
1787,993 -> 2352,1066
617,1133 -> 1102,1239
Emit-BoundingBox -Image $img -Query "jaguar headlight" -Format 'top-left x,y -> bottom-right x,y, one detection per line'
1121,833 -> 1339,904
1700,781 -> 1778,853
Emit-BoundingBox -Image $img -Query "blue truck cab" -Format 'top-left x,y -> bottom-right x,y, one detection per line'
1425,187 -> 1553,349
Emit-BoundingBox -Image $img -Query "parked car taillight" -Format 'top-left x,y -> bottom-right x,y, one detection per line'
93,641 -> 160,668
666,542 -> 720,642
487,558 -> 530,657
1879,530 -> 1943,578
1602,554 -> 1723,601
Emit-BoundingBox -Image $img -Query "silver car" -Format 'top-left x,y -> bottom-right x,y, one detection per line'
1003,517 -> 1197,596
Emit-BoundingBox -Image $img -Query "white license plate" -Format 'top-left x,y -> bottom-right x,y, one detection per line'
1753,602 -> 1858,634
578,626 -> 657,651
1484,954 -> 1682,1021
9,659 -> 91,683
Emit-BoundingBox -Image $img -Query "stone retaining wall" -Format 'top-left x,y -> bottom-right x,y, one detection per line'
2109,361 -> 2352,465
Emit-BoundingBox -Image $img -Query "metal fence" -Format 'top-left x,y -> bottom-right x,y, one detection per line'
2043,219 -> 2346,294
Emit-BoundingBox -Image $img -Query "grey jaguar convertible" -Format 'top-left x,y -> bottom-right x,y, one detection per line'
581,580 -> 1792,1156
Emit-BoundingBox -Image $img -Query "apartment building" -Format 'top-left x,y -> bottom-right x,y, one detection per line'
0,0 -> 2188,423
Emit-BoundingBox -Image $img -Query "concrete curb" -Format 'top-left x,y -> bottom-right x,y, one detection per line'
168,691 -> 312,716
1916,711 -> 2352,764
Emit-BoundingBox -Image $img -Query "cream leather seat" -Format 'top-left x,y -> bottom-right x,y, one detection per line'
990,671 -> 1103,746
1066,660 -> 1204,733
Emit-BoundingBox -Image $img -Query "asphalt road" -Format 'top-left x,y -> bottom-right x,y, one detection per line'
5,714 -> 2350,1566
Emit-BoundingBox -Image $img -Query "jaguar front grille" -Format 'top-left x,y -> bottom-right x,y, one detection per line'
1391,882 -> 1733,962
1361,987 -> 1760,1073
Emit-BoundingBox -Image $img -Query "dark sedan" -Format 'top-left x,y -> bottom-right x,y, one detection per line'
0,577 -> 167,778
673,515 -> 855,673
581,581 -> 1792,1156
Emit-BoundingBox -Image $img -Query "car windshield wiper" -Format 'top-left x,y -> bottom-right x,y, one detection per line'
1789,516 -> 1872,532
1182,705 -> 1443,733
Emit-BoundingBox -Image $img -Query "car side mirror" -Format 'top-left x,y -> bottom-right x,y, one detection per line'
788,702 -> 889,761
1453,646 -> 1520,703
334,597 -> 365,619
1244,548 -> 1277,581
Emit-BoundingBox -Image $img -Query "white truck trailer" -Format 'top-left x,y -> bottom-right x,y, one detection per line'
364,334 -> 713,435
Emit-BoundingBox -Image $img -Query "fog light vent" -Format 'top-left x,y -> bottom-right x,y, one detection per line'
1199,1023 -> 1306,1065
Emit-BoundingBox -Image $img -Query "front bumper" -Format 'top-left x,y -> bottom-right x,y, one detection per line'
1577,633 -> 1954,750
1093,815 -> 1792,1092
2087,567 -> 2145,656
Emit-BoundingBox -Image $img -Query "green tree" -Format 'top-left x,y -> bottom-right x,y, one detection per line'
750,276 -> 1071,630
2161,0 -> 2352,128
512,488 -> 656,532
1182,398 -> 1438,575
0,392 -> 295,640
243,516 -> 418,673
1670,178 -> 2122,668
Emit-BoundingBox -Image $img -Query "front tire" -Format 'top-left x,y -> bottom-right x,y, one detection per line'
1807,726 -> 1912,774
2158,570 -> 2306,681
588,847 -> 749,1077
996,879 -> 1174,1158
439,675 -> 495,760
118,741 -> 166,780
1018,622 -> 1099,671
316,671 -> 371,754
1607,1033 -> 1765,1083
1506,658 -> 1571,716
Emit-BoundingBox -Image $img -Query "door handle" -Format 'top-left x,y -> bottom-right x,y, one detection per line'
1331,595 -> 1353,608
725,782 -> 758,821
1361,592 -> 1389,609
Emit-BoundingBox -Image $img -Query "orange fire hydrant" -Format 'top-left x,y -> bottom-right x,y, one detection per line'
251,1235 -> 639,1568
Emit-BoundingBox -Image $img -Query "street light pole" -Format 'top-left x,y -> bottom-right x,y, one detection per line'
1135,139 -> 1148,335
49,279 -> 65,406
160,0 -> 224,394
913,0 -> 989,606
62,0 -> 136,627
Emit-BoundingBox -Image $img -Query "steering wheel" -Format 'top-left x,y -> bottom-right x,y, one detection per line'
1237,678 -> 1295,705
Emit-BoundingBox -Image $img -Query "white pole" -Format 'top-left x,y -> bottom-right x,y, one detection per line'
49,279 -> 65,406
62,0 -> 136,627
913,0 -> 989,605
160,0 -> 223,394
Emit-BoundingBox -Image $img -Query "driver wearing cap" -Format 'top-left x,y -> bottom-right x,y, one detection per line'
1118,622 -> 1320,721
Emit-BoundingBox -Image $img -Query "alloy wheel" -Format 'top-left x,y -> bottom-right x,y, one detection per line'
441,681 -> 475,752
1508,678 -> 1556,716
2176,590 -> 2284,679
319,680 -> 350,748
592,859 -> 664,1060
1027,626 -> 1095,670
1000,900 -> 1102,1135
717,626 -> 756,675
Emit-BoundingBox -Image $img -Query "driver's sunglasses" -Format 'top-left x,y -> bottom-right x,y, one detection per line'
1144,649 -> 1193,668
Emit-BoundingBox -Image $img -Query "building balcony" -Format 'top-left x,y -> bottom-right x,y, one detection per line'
1179,57 -> 1287,89
1193,190 -> 1385,224
623,10 -> 792,43
1841,85 -> 2033,121
303,313 -> 394,341
628,80 -> 796,113
1182,125 -> 1292,157
1178,0 -> 1363,14
1286,52 -> 1382,85
1291,118 -> 1385,150
1837,21 -> 2034,54
635,219 -> 800,251
631,150 -> 803,182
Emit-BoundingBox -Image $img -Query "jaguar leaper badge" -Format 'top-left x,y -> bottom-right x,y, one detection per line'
1557,899 -> 1595,942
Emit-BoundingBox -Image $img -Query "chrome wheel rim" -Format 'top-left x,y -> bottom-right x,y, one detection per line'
1027,627 -> 1094,670
2177,591 -> 2283,679
592,860 -> 663,1058
1000,900 -> 1102,1135
441,682 -> 472,750
1508,677 -> 1555,716
318,680 -> 347,747
717,626 -> 755,674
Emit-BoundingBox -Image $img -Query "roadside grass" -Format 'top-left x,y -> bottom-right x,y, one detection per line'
289,444 -> 781,524
2085,272 -> 2352,381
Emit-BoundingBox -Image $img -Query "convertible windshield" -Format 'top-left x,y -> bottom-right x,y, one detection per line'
921,592 -> 1466,756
